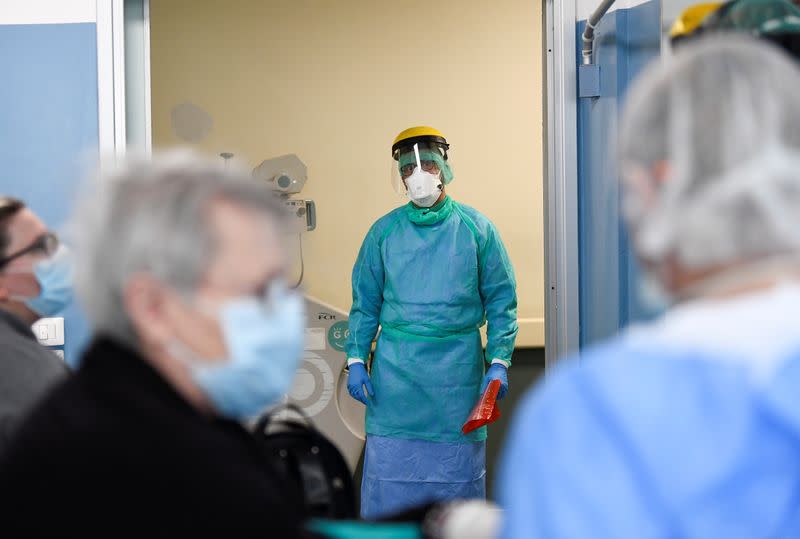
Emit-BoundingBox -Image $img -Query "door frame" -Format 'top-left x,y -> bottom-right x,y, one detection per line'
544,0 -> 580,366
97,0 -> 152,157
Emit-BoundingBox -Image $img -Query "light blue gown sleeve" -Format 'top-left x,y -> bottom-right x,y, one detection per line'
498,360 -> 663,539
346,225 -> 386,360
480,223 -> 518,363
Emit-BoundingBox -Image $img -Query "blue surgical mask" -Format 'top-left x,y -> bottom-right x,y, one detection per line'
16,245 -> 75,317
173,283 -> 305,420
637,271 -> 672,317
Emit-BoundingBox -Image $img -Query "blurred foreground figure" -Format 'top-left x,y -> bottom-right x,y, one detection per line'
500,37 -> 800,539
0,152 -> 317,537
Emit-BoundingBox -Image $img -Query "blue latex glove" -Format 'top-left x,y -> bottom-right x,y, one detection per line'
480,363 -> 509,400
347,362 -> 374,405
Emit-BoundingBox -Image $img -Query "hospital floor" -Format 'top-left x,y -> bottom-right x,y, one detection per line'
353,348 -> 546,510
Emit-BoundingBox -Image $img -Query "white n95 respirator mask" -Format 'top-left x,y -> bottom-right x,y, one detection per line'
405,168 -> 443,208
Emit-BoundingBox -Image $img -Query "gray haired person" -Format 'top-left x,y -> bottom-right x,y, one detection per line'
0,152 -> 320,537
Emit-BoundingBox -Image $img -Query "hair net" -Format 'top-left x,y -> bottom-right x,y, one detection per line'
619,36 -> 800,270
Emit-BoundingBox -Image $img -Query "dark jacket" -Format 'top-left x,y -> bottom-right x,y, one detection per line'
0,336 -> 315,536
0,309 -> 67,455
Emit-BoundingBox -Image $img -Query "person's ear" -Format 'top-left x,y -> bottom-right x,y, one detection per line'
0,274 -> 9,302
652,160 -> 672,184
123,273 -> 173,346
622,161 -> 667,211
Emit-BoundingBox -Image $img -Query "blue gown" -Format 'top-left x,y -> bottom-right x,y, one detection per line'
499,284 -> 800,538
347,196 -> 517,519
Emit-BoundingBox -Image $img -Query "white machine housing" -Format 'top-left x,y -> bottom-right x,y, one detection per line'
282,295 -> 365,473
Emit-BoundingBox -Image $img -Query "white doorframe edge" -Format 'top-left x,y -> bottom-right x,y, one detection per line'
143,0 -> 152,154
544,0 -> 580,366
97,0 -> 127,159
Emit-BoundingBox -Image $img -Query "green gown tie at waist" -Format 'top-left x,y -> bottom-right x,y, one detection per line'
380,323 -> 481,342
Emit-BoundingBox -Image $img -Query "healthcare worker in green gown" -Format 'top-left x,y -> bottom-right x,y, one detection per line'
346,126 -> 518,519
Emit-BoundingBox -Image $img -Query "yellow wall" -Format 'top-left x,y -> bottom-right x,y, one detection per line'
150,0 -> 545,347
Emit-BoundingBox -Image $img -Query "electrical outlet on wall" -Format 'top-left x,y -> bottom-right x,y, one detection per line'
31,317 -> 65,347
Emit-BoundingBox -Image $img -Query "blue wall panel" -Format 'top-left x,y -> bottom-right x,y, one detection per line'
576,1 -> 662,348
0,23 -> 98,366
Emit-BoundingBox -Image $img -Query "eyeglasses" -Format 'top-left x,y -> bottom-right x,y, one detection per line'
0,232 -> 59,270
